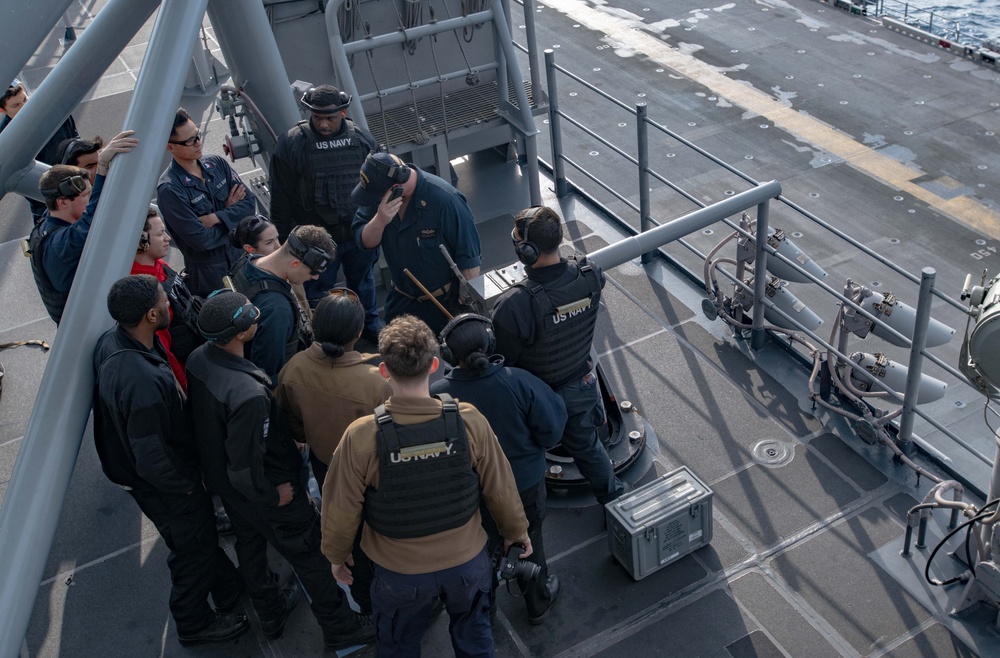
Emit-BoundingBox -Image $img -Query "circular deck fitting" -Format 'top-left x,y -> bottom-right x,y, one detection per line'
889,238 -> 900,244
955,400 -> 967,409
703,228 -> 714,235
871,281 -> 881,287
702,298 -> 718,321
791,231 -> 804,238
751,439 -> 794,468
977,239 -> 987,246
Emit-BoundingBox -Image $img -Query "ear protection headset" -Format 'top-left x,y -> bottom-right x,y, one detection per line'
41,174 -> 88,200
198,289 -> 260,343
286,228 -> 333,274
60,138 -> 85,165
364,153 -> 410,185
301,87 -> 351,113
439,313 -> 495,367
513,206 -> 544,267
137,230 -> 150,254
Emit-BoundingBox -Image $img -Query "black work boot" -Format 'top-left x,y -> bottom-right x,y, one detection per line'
526,575 -> 560,625
177,612 -> 249,646
322,612 -> 376,651
212,577 -> 246,613
256,582 -> 301,640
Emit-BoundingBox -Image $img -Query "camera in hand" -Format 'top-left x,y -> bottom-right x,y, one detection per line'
497,545 -> 540,582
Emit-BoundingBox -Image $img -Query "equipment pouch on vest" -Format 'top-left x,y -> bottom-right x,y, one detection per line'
363,394 -> 481,539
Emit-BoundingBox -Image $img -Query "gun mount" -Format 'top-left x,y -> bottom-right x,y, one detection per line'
467,183 -> 782,487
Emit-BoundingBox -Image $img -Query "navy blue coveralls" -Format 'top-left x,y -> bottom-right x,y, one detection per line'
238,258 -> 300,386
156,155 -> 257,297
352,168 -> 481,335
430,356 -> 567,617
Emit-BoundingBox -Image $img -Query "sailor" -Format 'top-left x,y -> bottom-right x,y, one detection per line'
491,206 -> 626,505
228,224 -> 334,385
322,315 -> 530,655
275,289 -> 391,617
156,107 -> 257,297
92,275 -> 247,647
269,84 -> 382,341
186,290 -> 375,652
1,78 -> 79,222
431,313 -> 566,624
27,130 -> 137,324
130,207 -> 188,387
351,152 -> 482,335
54,135 -> 103,181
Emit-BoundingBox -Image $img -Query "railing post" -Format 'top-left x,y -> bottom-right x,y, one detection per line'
897,267 -> 936,451
544,49 -> 568,197
750,200 -> 771,350
637,102 -> 653,263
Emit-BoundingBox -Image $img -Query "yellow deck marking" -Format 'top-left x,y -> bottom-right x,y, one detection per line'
540,0 -> 1000,238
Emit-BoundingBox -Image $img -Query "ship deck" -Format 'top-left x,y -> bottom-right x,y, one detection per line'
2,1 -> 999,656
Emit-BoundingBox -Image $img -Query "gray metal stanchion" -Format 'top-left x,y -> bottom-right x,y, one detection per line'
0,0 -> 75,96
0,0 -> 161,197
751,200 -> 771,350
544,49 -> 568,198
0,2 -> 208,654
897,267 -> 936,450
637,103 -> 652,264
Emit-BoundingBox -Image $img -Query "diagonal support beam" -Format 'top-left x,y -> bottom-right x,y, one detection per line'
0,1 -> 208,654
0,0 -> 74,96
0,0 -> 162,200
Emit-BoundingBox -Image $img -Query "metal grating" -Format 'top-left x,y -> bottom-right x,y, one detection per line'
365,80 -> 537,149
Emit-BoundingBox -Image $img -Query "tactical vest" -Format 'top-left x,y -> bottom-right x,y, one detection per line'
26,221 -> 68,324
514,257 -> 602,388
363,394 -> 481,539
161,263 -> 203,334
228,254 -> 313,362
298,120 -> 367,241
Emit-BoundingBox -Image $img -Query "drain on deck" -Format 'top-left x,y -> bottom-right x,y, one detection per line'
751,439 -> 794,467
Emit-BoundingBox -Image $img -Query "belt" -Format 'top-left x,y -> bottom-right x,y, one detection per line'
391,281 -> 452,302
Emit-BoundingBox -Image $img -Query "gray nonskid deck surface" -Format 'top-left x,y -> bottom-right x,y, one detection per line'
3,0 -> 1000,656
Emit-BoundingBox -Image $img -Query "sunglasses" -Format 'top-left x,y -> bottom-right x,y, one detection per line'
169,130 -> 202,147
327,287 -> 360,302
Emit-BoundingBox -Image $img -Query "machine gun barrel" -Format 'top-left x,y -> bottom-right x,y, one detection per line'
587,181 -> 782,271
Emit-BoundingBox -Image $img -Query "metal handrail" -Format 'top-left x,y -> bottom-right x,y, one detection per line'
540,46 -> 991,477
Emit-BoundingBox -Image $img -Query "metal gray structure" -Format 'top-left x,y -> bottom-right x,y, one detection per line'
0,1 -> 305,653
324,0 -> 543,204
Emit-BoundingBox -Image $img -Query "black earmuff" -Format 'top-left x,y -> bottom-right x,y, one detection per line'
364,153 -> 410,185
286,228 -> 333,275
301,87 -> 351,113
514,206 -> 543,267
198,289 -> 260,343
137,230 -> 150,254
439,313 -> 495,367
60,138 -> 84,165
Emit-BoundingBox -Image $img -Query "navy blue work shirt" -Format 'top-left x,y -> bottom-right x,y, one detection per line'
240,259 -> 297,386
156,155 -> 256,296
39,172 -> 106,293
352,168 -> 481,298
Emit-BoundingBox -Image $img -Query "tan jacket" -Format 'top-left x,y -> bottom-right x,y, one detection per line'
321,395 -> 528,574
275,344 -> 391,464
